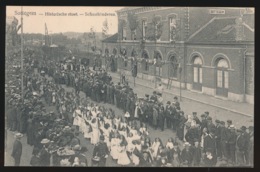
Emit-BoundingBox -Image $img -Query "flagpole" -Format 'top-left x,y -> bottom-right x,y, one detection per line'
21,6 -> 24,103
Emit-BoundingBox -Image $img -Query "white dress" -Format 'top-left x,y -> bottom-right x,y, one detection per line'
73,110 -> 80,126
110,138 -> 120,160
117,145 -> 131,165
151,142 -> 160,158
90,120 -> 100,145
132,144 -> 142,166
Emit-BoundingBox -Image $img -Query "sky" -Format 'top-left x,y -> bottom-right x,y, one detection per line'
6,6 -> 124,34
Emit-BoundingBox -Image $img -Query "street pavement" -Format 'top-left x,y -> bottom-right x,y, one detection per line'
5,73 -> 254,166
111,72 -> 254,117
5,76 -> 180,166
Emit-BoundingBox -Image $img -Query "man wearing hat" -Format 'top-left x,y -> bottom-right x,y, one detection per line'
165,101 -> 174,129
181,142 -> 193,167
227,120 -> 232,129
206,116 -> 216,134
236,126 -> 249,166
150,91 -> 158,103
247,126 -> 254,166
39,138 -> 51,166
11,133 -> 23,166
227,125 -> 237,165
92,135 -> 109,166
192,112 -> 201,126
215,119 -> 222,159
200,114 -> 208,133
203,128 -> 217,166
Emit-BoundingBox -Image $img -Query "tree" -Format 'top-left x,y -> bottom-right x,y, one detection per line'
146,15 -> 163,42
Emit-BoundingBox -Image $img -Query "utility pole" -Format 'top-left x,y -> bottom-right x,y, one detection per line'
21,6 -> 24,103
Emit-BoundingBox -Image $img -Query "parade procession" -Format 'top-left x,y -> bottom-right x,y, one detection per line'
5,6 -> 254,167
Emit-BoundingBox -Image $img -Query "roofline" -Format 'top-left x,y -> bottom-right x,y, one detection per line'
188,17 -> 216,41
187,16 -> 238,41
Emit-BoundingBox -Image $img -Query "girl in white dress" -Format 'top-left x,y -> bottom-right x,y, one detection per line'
100,123 -> 111,150
73,108 -> 81,127
90,118 -> 100,145
139,123 -> 149,136
84,112 -> 92,139
117,137 -> 131,166
110,132 -> 120,160
151,138 -> 163,159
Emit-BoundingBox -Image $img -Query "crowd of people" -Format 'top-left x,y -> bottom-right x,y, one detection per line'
6,50 -> 254,167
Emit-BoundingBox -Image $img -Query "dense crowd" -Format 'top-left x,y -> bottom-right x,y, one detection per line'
6,52 -> 254,167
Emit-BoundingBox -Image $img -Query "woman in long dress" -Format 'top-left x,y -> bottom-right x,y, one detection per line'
117,138 -> 131,166
110,133 -> 120,160
82,113 -> 92,139
139,123 -> 149,136
151,138 -> 163,159
90,118 -> 100,145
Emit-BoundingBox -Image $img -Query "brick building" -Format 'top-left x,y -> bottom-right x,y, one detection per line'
102,7 -> 254,104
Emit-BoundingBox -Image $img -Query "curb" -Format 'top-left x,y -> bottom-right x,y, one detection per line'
111,74 -> 252,118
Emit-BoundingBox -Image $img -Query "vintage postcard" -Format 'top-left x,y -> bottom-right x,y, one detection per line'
5,6 -> 254,167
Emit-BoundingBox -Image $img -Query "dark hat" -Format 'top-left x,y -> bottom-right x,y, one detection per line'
207,116 -> 212,120
167,101 -> 171,105
220,121 -> 225,125
153,91 -> 157,94
157,92 -> 162,96
205,111 -> 209,115
215,119 -> 220,123
240,126 -> 247,131
201,114 -> 205,117
145,94 -> 149,98
192,112 -> 197,115
100,135 -> 105,141
174,96 -> 178,99
227,120 -> 232,124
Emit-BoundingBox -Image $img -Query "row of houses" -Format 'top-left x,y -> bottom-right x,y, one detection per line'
102,7 -> 254,104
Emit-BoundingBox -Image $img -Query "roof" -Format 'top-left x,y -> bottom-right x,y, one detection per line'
188,17 -> 254,43
102,33 -> 118,43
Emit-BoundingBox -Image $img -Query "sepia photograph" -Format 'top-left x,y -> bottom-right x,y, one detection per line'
5,6 -> 254,167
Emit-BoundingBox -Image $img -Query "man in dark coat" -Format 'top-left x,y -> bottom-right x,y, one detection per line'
165,101 -> 173,129
39,139 -> 51,166
220,121 -> 230,160
157,104 -> 165,131
181,142 -> 193,167
192,139 -> 202,167
177,111 -> 186,141
185,125 -> 200,146
203,129 -> 217,166
11,133 -> 23,166
192,112 -> 201,126
215,119 -> 222,159
92,135 -> 109,166
236,126 -> 249,166
200,114 -> 208,134
227,125 -> 237,165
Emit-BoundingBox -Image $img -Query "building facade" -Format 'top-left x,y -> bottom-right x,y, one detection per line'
102,7 -> 254,104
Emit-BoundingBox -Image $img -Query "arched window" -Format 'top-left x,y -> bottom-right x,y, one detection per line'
217,59 -> 229,88
216,58 -> 229,97
154,51 -> 163,76
192,56 -> 203,91
193,56 -> 203,83
168,55 -> 178,78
